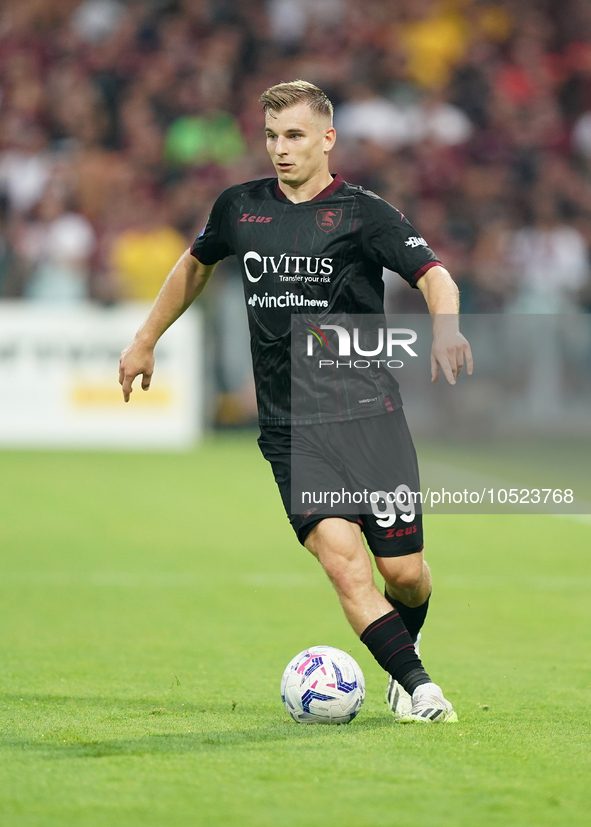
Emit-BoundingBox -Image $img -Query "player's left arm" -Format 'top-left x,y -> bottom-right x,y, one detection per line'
417,265 -> 473,385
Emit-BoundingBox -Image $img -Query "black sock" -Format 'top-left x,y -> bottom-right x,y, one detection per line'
384,589 -> 430,643
360,610 -> 431,696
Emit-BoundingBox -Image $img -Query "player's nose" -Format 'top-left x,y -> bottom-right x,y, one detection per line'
275,136 -> 288,155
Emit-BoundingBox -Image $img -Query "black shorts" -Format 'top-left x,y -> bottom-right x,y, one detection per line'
258,409 -> 423,558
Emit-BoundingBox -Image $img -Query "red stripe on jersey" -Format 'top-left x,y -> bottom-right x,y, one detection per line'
275,174 -> 344,202
414,261 -> 441,281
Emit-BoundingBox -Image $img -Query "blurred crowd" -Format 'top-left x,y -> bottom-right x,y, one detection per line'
2,0 -> 591,418
1,0 -> 591,308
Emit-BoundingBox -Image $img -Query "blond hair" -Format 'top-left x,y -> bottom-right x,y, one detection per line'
260,80 -> 333,121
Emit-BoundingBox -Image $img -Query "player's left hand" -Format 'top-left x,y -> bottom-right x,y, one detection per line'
431,330 -> 473,385
119,340 -> 155,402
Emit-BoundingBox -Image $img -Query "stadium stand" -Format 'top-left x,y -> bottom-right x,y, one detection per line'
1,0 -> 590,420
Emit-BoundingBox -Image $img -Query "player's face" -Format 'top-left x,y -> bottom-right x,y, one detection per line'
265,103 -> 335,186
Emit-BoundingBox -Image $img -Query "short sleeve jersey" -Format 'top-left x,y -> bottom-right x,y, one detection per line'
191,175 -> 441,425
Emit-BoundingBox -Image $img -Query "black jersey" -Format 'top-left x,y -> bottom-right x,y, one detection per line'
191,175 -> 441,425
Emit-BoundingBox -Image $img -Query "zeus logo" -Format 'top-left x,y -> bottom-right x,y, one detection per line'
307,325 -> 418,358
243,251 -> 333,283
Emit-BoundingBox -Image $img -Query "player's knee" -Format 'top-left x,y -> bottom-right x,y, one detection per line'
304,518 -> 361,561
379,554 -> 424,591
315,541 -> 363,584
325,557 -> 371,600
321,547 -> 363,582
305,520 -> 371,595
389,569 -> 422,590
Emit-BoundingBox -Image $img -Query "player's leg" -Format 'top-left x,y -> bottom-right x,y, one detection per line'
338,408 -> 455,723
303,517 -> 457,722
304,517 -> 391,634
326,409 -> 433,644
359,512 -> 452,720
258,422 -> 455,721
375,551 -> 431,643
371,551 -> 441,720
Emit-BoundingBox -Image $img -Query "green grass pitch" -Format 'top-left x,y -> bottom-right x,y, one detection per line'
1,434 -> 590,827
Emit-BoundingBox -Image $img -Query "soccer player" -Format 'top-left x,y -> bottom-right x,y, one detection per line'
119,80 -> 473,723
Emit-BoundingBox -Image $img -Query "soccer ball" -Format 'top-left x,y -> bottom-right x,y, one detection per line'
280,646 -> 365,724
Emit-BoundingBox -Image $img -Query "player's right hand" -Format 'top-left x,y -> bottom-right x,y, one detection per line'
119,341 -> 155,403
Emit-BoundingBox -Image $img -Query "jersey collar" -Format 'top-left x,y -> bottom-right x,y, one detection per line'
274,173 -> 344,203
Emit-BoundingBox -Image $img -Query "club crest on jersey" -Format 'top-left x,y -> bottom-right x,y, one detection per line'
316,209 -> 342,233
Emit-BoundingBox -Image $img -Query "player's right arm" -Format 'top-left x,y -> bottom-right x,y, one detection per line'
119,249 -> 217,402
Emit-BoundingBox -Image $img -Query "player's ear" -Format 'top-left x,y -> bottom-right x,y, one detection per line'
324,126 -> 336,152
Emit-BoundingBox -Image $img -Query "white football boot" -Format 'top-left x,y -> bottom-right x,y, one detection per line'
385,633 -> 420,722
407,682 -> 458,723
